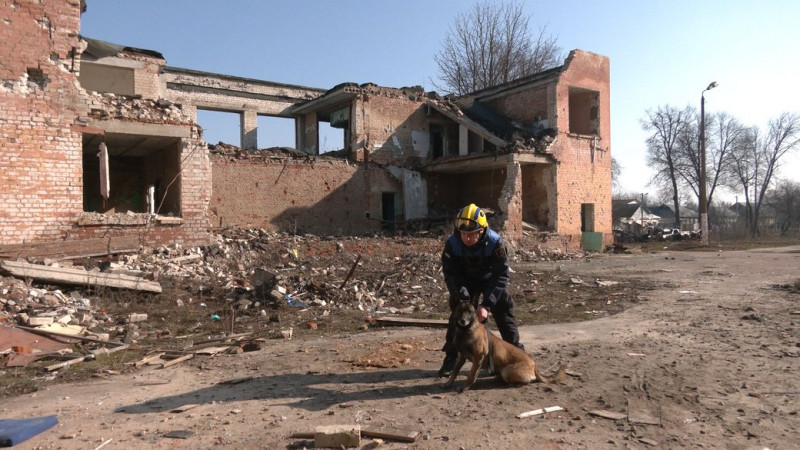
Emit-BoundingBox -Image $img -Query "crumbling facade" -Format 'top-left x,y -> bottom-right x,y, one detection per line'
1,0 -> 611,252
1,0 -> 212,246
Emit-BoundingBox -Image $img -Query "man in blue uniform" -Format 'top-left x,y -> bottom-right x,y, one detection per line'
438,203 -> 524,377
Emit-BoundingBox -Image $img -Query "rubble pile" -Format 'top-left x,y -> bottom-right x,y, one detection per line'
1,228 -> 588,378
86,91 -> 191,125
0,230 -> 444,350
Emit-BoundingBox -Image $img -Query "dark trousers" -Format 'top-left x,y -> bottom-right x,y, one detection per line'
443,289 -> 522,356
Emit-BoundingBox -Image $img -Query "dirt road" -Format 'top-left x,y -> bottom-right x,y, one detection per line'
3,245 -> 798,449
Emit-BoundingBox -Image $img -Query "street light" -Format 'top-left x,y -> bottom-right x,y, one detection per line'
699,81 -> 718,246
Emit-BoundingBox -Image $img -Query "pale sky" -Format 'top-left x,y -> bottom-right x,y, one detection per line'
79,1 -> 800,204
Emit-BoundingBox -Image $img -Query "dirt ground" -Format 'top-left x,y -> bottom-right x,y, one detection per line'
2,240 -> 799,449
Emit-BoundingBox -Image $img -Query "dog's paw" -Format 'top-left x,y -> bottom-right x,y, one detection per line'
442,381 -> 453,389
457,385 -> 470,394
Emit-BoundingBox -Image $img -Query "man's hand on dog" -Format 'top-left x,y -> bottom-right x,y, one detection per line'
476,306 -> 489,322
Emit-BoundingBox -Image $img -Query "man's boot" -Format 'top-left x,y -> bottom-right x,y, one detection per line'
437,351 -> 457,378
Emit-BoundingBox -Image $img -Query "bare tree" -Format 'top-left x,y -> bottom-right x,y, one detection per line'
675,111 -> 745,219
749,113 -> 800,236
766,179 -> 800,235
433,1 -> 561,95
729,126 -> 760,231
641,105 -> 694,227
730,113 -> 800,236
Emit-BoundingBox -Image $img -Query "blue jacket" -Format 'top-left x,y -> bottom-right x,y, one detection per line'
441,228 -> 510,309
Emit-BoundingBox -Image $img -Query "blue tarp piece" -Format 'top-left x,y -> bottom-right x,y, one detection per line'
0,415 -> 58,447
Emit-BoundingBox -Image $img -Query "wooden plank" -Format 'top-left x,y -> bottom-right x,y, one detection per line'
292,426 -> 419,444
170,404 -> 201,413
44,345 -> 129,372
15,325 -> 124,346
193,346 -> 231,355
290,432 -> 314,439
133,352 -> 166,368
160,353 -> 194,369
0,260 -> 162,293
588,409 -> 627,420
0,235 -> 139,260
373,317 -> 448,328
361,425 -> 419,443
516,405 -> 564,419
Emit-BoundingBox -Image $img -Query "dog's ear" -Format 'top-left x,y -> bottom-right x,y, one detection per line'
470,294 -> 480,309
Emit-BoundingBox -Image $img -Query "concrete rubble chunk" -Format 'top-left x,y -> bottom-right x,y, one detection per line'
127,313 -> 148,323
314,424 -> 360,448
27,316 -> 54,326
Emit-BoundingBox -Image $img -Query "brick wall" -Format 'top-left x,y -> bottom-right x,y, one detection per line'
352,87 -> 428,166
551,50 -> 612,249
485,84 -> 552,125
0,1 -> 213,247
127,52 -> 164,99
209,155 -> 401,235
0,0 -> 86,244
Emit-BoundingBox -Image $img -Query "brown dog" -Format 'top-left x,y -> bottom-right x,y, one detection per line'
443,299 -> 565,392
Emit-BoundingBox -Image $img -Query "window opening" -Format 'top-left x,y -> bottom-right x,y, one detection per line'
318,120 -> 345,154
568,88 -> 599,135
258,115 -> 297,150
196,109 -> 240,147
82,132 -> 181,216
316,106 -> 348,154
430,124 -> 444,159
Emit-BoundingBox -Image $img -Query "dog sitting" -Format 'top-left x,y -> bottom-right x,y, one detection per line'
443,299 -> 565,392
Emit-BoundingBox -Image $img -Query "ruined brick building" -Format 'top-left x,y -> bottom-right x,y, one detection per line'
1,0 -> 611,252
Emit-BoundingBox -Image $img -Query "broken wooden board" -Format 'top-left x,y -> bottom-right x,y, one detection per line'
160,353 -> 194,369
627,397 -> 662,425
0,260 -> 162,293
361,425 -> 419,442
44,344 -> 129,372
0,235 -> 139,261
373,317 -> 448,328
170,404 -> 200,413
15,325 -> 123,346
516,405 -> 564,419
132,352 -> 166,368
193,346 -> 231,355
291,425 -> 419,444
589,409 -> 627,420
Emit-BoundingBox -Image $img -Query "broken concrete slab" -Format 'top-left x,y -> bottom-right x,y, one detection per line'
0,260 -> 162,293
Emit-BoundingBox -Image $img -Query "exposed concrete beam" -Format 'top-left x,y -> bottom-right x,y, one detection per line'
163,66 -> 325,118
425,101 -> 506,148
423,152 -> 552,174
89,119 -> 191,138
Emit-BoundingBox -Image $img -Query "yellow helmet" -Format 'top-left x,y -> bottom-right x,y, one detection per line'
455,203 -> 488,232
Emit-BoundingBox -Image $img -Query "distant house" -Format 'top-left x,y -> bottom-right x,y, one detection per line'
649,204 -> 698,231
723,202 -> 778,233
612,199 -> 659,234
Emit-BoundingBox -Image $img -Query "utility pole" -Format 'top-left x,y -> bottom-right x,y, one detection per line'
699,81 -> 718,246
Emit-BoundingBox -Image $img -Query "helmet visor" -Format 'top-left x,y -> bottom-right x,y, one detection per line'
456,217 -> 482,231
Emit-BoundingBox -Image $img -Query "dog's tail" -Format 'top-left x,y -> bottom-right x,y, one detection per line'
534,362 -> 567,384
